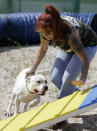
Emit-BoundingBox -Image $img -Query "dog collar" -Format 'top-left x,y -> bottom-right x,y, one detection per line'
26,82 -> 34,94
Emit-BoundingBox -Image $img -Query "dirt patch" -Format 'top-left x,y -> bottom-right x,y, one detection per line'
0,45 -> 97,131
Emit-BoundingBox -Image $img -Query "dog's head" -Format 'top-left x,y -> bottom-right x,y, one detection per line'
26,74 -> 48,95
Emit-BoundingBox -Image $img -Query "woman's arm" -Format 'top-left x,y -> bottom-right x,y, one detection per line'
68,30 -> 90,86
26,36 -> 49,77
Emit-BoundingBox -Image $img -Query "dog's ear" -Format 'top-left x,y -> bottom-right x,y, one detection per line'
26,77 -> 31,83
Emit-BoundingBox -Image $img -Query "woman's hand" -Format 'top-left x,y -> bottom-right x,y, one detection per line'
72,80 -> 84,86
25,70 -> 35,78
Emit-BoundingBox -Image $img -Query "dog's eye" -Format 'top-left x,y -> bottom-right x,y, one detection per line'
37,81 -> 41,84
45,80 -> 47,84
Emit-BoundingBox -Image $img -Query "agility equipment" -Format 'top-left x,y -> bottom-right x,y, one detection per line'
0,12 -> 97,46
0,85 -> 97,131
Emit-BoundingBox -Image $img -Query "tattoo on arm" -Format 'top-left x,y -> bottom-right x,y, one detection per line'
72,45 -> 83,52
70,36 -> 84,52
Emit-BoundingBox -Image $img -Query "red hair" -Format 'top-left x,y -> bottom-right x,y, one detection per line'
36,5 -> 70,40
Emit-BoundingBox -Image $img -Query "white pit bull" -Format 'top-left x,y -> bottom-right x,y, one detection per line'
5,68 -> 48,116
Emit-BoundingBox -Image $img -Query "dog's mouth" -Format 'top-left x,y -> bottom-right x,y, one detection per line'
34,89 -> 45,95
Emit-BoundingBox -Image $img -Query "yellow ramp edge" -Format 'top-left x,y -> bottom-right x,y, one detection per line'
0,103 -> 48,131
0,114 -> 19,131
60,88 -> 91,116
25,92 -> 77,130
0,87 -> 91,131
25,88 -> 91,130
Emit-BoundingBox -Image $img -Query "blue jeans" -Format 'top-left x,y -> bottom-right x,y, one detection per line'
50,46 -> 97,99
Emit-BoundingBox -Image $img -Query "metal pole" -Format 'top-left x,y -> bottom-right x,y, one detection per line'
74,0 -> 80,13
19,0 -> 21,12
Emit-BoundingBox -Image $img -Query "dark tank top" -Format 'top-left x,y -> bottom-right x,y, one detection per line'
41,16 -> 97,53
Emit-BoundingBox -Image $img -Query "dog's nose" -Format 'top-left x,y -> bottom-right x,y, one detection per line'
44,86 -> 48,91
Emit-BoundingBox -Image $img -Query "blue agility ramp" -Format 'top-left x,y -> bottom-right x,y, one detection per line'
0,12 -> 97,46
0,85 -> 97,131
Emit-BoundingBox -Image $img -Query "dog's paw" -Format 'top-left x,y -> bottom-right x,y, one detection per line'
5,110 -> 14,117
5,112 -> 14,117
29,103 -> 34,107
29,103 -> 36,107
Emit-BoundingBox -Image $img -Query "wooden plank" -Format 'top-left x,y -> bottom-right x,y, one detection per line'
59,87 -> 91,116
24,92 -> 77,130
0,103 -> 48,131
0,114 -> 19,131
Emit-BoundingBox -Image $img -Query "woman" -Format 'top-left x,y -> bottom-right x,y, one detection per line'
26,5 -> 97,99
